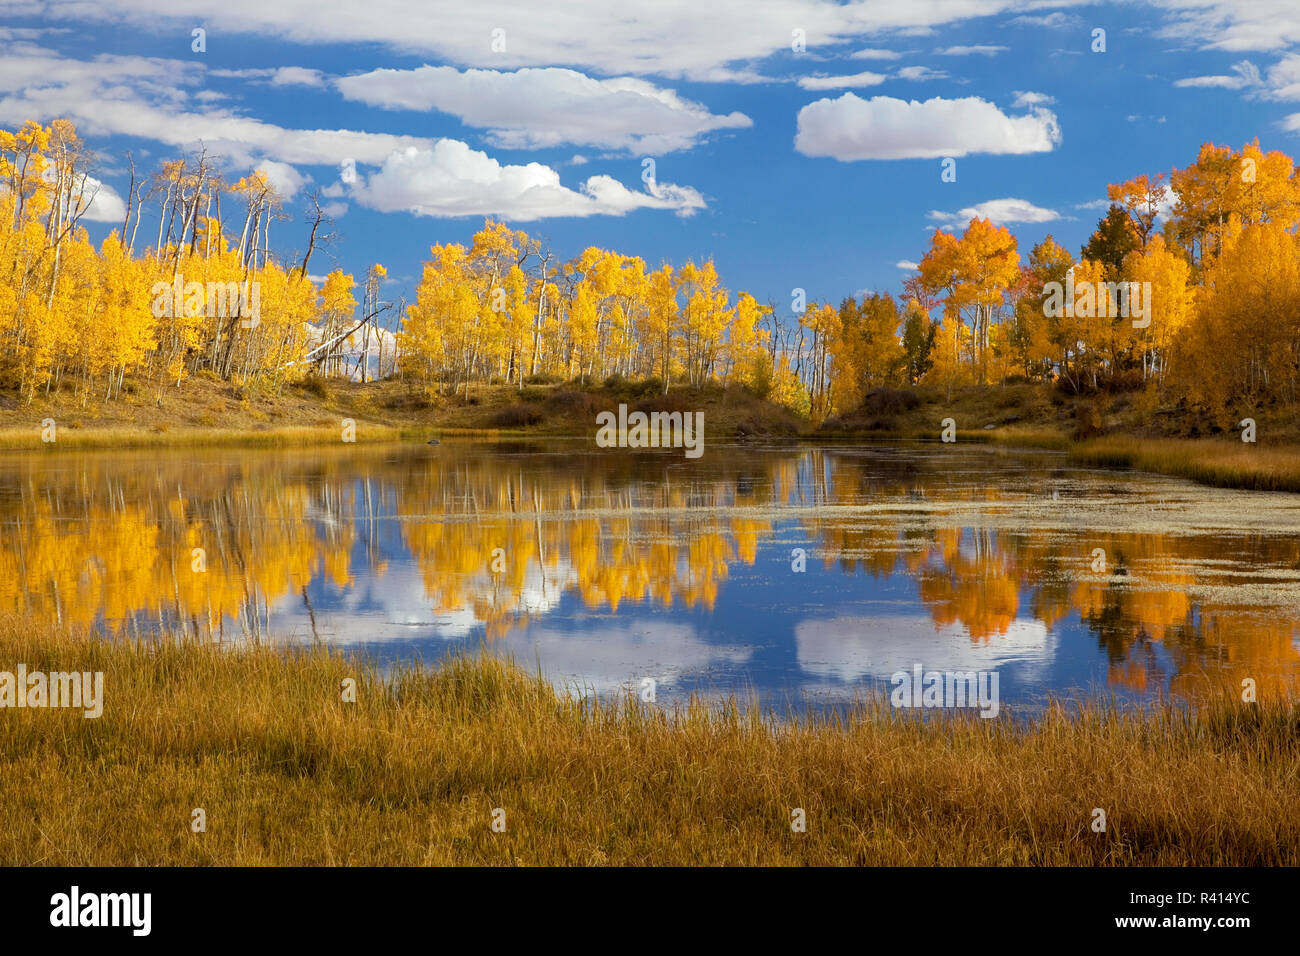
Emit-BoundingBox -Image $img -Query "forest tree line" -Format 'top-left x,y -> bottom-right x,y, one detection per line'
4,119 -> 1299,427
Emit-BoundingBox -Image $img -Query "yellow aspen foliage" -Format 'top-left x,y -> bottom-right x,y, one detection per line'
1173,222 -> 1300,424
1120,234 -> 1191,384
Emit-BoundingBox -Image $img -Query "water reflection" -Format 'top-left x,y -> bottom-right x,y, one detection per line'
1,441 -> 1298,709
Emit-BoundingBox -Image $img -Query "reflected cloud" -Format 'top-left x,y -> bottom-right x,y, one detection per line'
491,618 -> 753,698
794,614 -> 1053,683
1,442 -> 1298,706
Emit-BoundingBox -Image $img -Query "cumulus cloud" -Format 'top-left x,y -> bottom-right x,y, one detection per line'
1265,54 -> 1300,99
1153,0 -> 1300,53
1174,59 -> 1261,89
1011,90 -> 1055,107
795,94 -> 1061,161
23,0 -> 1300,81
928,197 -> 1061,228
210,66 -> 327,86
492,619 -> 753,700
34,161 -> 125,223
850,48 -> 902,60
794,614 -> 1053,684
80,176 -> 127,223
0,46 -> 703,222
799,63 -> 959,90
24,0 -> 1071,82
336,65 -> 751,153
934,44 -> 1008,55
797,71 -> 888,90
0,47 -> 434,170
256,159 -> 309,198
896,259 -> 920,270
895,65 -> 949,81
1006,12 -> 1081,29
346,139 -> 706,220
270,66 -> 326,87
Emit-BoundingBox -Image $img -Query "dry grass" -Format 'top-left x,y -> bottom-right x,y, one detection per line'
1,616 -> 1296,866
0,375 -> 803,451
1069,437 -> 1300,492
0,422 -> 422,451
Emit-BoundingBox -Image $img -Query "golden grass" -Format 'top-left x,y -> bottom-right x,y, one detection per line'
1069,437 -> 1300,492
1,616 -> 1296,866
0,422 -> 426,451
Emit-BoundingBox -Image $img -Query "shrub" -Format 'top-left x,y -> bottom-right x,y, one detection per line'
489,403 -> 544,427
858,387 -> 920,416
632,391 -> 693,415
524,372 -> 564,386
1073,400 -> 1103,440
544,390 -> 596,417
296,374 -> 330,400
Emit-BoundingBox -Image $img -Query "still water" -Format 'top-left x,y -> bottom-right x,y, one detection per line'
3,439 -> 1299,712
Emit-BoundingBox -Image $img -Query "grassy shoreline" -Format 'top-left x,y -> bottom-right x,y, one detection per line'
6,376 -> 1300,495
0,618 -> 1296,866
6,415 -> 1298,500
0,422 -> 525,451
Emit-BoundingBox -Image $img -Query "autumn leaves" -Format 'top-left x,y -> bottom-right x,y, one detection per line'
4,117 -> 1300,434
906,138 -> 1300,415
397,219 -> 778,402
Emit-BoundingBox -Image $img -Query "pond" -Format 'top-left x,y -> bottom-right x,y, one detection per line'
3,439 -> 1299,713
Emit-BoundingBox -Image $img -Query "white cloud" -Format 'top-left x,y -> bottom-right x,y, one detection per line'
934,44 -> 1008,55
493,619 -> 753,700
82,177 -> 127,223
1011,90 -> 1054,107
895,65 -> 949,81
209,65 -> 326,86
1173,54 -> 1300,108
0,48 -> 434,170
347,140 -> 705,220
794,614 -> 1053,684
0,46 -> 701,221
1007,12 -> 1081,29
256,159 -> 309,198
1174,60 -> 1261,89
336,65 -> 751,153
35,164 -> 126,223
928,197 -> 1061,227
1175,75 -> 1250,89
270,66 -> 326,87
797,71 -> 888,90
850,48 -> 902,60
1153,0 -> 1300,53
22,0 -> 1300,82
795,94 -> 1061,161
25,0 -> 1088,82
1074,199 -> 1112,211
1265,54 -> 1300,99
895,259 -> 919,270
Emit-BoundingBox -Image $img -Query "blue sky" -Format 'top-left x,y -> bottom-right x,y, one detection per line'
3,1 -> 1300,320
